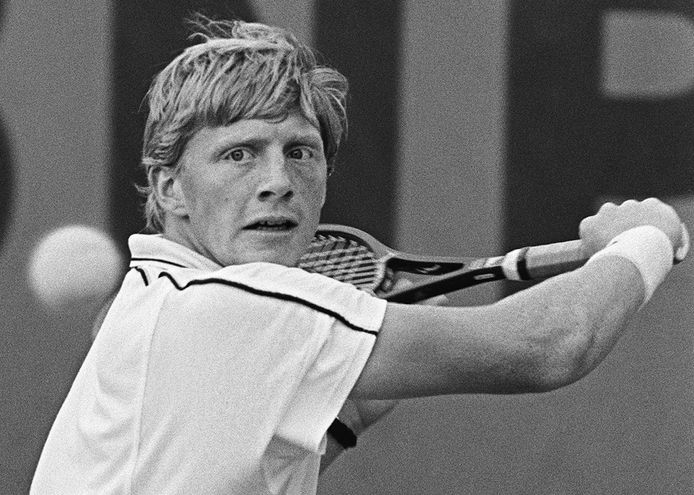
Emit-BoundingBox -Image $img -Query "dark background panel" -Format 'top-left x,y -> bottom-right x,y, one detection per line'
506,0 -> 694,256
0,0 -> 12,253
315,0 -> 401,244
0,116 -> 13,254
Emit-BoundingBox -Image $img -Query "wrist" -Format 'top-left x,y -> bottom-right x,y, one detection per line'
587,225 -> 673,306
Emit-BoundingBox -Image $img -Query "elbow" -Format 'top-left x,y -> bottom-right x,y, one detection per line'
517,305 -> 596,393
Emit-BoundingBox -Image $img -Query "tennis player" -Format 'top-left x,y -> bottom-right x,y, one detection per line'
30,17 -> 688,494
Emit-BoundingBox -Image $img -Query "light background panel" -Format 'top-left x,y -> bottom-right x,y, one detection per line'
396,0 -> 506,307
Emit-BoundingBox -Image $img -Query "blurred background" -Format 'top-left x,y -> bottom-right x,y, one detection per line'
1,0 -> 693,493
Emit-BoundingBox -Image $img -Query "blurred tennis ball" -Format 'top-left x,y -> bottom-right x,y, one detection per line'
28,225 -> 125,312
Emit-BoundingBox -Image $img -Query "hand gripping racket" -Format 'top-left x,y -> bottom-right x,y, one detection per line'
298,224 -> 689,303
298,224 -> 589,303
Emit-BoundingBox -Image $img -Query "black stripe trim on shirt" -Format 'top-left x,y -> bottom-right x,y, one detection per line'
130,257 -> 187,268
131,266 -> 150,286
157,271 -> 379,336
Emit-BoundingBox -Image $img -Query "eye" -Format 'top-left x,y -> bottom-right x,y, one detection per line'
287,147 -> 313,160
222,148 -> 251,162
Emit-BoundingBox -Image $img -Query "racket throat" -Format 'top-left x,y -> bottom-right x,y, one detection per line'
383,266 -> 506,303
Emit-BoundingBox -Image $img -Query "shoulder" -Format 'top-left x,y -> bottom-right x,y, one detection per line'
157,262 -> 387,336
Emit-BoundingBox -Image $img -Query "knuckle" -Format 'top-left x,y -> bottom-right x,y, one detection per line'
579,218 -> 595,238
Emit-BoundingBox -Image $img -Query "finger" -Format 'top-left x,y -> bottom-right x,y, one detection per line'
598,201 -> 618,212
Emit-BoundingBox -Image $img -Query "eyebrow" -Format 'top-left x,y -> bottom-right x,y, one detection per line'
284,133 -> 323,148
210,132 -> 323,156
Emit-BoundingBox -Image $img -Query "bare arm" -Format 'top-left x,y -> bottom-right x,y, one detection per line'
350,198 -> 686,400
351,254 -> 642,399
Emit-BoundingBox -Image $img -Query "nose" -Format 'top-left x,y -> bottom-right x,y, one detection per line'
257,152 -> 294,201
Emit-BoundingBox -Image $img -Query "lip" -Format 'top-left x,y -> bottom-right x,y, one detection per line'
243,215 -> 300,232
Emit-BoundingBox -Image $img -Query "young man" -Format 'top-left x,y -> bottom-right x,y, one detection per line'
31,18 -> 688,494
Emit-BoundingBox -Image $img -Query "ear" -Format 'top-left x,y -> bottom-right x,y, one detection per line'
151,166 -> 188,218
320,166 -> 331,207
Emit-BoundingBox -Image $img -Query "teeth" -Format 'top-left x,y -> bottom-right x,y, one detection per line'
252,219 -> 294,230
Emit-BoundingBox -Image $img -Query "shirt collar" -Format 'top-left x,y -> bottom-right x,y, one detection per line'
128,234 -> 222,271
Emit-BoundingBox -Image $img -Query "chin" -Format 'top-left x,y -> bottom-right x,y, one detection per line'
270,253 -> 302,267
234,250 -> 301,267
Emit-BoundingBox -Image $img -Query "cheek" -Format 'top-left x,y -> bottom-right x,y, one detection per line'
304,182 -> 327,216
304,171 -> 328,207
182,179 -> 227,220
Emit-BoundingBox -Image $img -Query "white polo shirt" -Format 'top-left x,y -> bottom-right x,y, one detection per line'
31,234 -> 386,494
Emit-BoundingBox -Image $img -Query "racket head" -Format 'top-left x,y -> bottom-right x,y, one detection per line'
298,224 -> 394,294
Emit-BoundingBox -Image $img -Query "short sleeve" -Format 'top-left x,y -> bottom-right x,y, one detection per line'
215,263 -> 387,452
271,287 -> 385,452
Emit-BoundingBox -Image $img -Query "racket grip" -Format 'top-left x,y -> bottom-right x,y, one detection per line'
504,223 -> 689,281
503,240 -> 588,281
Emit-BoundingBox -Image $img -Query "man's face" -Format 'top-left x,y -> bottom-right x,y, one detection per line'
168,109 -> 328,267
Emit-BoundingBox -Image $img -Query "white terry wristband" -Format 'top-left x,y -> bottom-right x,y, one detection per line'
586,225 -> 674,306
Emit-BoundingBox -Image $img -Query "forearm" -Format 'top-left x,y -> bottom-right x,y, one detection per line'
490,222 -> 678,391
491,253 -> 644,391
416,253 -> 647,394
351,251 -> 649,399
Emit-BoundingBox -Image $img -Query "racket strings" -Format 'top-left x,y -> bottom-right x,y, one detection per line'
298,234 -> 383,291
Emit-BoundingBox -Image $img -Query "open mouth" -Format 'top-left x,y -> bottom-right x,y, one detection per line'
245,219 -> 298,232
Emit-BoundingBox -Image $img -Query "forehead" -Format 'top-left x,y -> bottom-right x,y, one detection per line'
192,110 -> 321,146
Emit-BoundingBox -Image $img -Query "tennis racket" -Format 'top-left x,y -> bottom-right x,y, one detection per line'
298,224 -> 589,303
